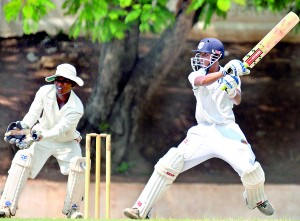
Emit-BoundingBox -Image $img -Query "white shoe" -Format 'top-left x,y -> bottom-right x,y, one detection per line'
124,208 -> 140,219
0,207 -> 11,218
257,200 -> 274,216
66,209 -> 83,219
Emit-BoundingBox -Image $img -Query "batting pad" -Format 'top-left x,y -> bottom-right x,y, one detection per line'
133,148 -> 184,218
62,157 -> 86,215
0,150 -> 32,215
241,162 -> 267,209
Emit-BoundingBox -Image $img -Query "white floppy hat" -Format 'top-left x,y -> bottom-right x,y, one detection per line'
45,63 -> 84,86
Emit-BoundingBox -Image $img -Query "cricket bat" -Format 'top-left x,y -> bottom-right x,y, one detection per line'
222,11 -> 299,90
243,11 -> 299,69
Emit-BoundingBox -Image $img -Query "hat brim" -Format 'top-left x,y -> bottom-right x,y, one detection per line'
45,74 -> 84,86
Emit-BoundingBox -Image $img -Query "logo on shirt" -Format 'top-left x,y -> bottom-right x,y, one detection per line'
20,154 -> 28,161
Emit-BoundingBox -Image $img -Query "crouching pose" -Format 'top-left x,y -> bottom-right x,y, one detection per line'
0,64 -> 86,219
124,38 -> 274,219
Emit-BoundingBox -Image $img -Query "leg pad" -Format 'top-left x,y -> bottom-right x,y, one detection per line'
0,150 -> 32,216
133,148 -> 184,218
62,157 -> 86,215
241,162 -> 267,209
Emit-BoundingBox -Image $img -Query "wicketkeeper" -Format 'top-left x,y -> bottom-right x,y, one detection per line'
0,63 -> 86,219
124,38 -> 274,219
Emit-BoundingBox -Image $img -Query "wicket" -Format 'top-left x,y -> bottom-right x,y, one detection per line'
84,133 -> 111,219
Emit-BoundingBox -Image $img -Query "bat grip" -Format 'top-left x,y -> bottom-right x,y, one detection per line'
226,67 -> 232,74
220,84 -> 227,91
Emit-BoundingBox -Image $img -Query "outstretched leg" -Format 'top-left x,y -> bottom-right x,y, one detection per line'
241,162 -> 274,216
62,157 -> 86,219
0,150 -> 33,217
124,147 -> 184,219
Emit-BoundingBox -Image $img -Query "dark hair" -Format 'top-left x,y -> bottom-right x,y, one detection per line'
70,81 -> 77,87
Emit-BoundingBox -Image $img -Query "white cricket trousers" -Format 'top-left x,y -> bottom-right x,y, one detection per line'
177,122 -> 256,176
27,139 -> 82,179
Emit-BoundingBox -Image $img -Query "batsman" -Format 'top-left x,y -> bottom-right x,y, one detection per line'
124,38 -> 274,219
0,64 -> 86,218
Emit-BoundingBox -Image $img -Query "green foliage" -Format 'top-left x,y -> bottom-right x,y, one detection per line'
120,0 -> 133,8
116,161 -> 134,174
2,0 -> 299,42
186,0 -> 205,13
60,0 -> 174,42
2,0 -> 173,42
3,0 -> 55,34
99,122 -> 110,132
217,0 -> 231,12
249,0 -> 299,12
125,8 -> 142,24
187,0 -> 249,29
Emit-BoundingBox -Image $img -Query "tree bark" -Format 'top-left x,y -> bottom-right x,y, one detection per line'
82,25 -> 139,128
79,4 -> 195,169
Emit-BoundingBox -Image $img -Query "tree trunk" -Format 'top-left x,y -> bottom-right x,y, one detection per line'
80,4 -> 195,170
82,25 -> 139,128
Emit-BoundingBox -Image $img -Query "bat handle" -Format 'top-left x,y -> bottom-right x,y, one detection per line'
243,62 -> 250,69
220,84 -> 227,91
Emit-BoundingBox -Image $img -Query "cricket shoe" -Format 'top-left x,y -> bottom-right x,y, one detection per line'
124,208 -> 140,219
124,208 -> 152,219
0,207 -> 11,218
257,200 -> 274,216
66,209 -> 83,219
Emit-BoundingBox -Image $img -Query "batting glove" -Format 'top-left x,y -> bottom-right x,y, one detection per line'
223,59 -> 250,76
222,74 -> 240,98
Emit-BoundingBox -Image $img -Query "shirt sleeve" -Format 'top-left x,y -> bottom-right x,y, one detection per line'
22,87 -> 44,128
40,111 -> 83,139
188,69 -> 206,87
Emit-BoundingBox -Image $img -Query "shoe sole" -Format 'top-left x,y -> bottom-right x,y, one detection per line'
257,208 -> 274,216
257,201 -> 274,216
124,210 -> 139,219
257,207 -> 274,216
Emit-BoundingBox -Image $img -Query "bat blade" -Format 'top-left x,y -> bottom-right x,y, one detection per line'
243,12 -> 299,69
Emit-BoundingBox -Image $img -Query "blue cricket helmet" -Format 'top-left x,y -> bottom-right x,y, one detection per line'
192,38 -> 225,59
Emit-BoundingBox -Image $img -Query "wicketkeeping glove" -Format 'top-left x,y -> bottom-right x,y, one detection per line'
4,121 -> 35,149
31,130 -> 43,141
15,135 -> 35,149
223,59 -> 250,76
4,121 -> 28,144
